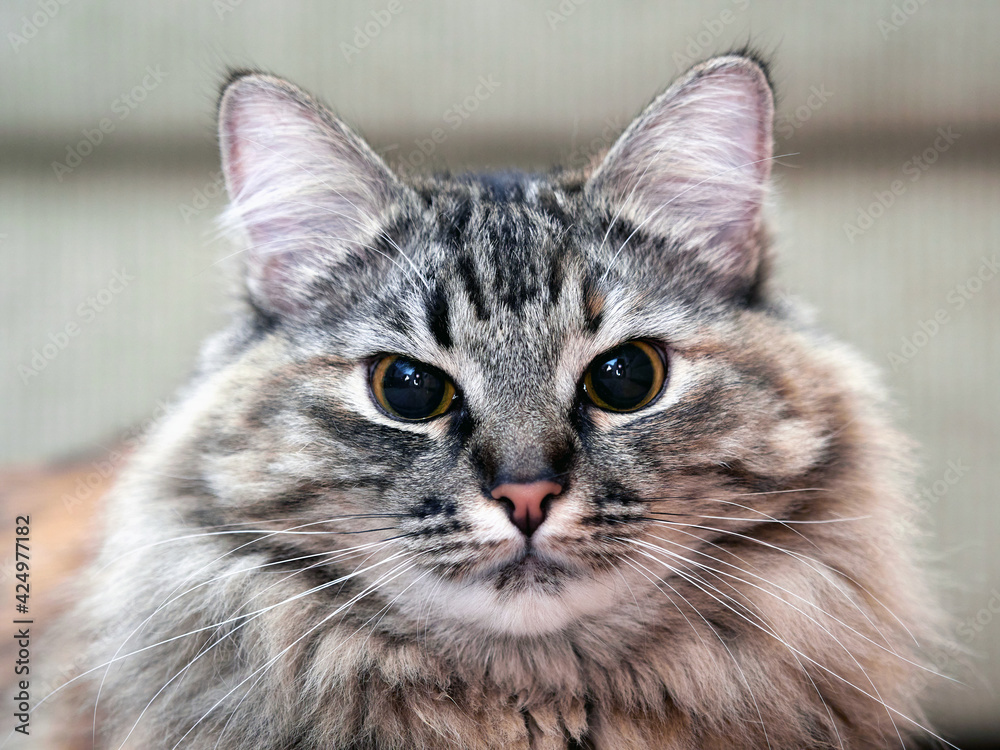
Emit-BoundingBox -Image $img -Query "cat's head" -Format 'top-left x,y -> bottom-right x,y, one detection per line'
166,54 -> 863,636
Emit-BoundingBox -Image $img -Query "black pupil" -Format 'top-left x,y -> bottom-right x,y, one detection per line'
381,358 -> 448,419
590,343 -> 657,410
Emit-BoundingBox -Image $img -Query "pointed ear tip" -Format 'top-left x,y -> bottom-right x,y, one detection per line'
683,55 -> 775,127
216,71 -> 295,185
694,55 -> 772,90
218,72 -> 262,128
216,70 -> 301,119
221,67 -> 266,89
219,69 -> 264,103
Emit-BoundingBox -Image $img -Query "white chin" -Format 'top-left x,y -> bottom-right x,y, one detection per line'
399,564 -> 625,636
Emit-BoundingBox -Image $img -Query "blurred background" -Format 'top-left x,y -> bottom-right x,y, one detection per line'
1,1 -> 997,744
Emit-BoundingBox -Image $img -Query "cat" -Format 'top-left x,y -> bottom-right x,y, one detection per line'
39,52 -> 946,749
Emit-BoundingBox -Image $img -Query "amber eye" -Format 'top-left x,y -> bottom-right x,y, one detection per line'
582,340 -> 666,412
370,355 -> 456,421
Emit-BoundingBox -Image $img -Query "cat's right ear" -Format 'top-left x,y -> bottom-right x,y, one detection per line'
218,71 -> 411,316
585,55 -> 774,291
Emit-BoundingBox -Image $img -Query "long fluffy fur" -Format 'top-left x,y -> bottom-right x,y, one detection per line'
40,56 -> 945,749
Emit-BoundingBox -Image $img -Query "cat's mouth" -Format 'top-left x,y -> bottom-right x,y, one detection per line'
478,544 -> 582,588
511,549 -> 557,571
427,529 -> 601,589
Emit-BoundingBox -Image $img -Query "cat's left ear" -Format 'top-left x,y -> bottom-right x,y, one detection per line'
586,55 -> 774,286
218,71 -> 412,316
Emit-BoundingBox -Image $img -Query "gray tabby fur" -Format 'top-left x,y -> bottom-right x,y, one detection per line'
43,54 -> 944,749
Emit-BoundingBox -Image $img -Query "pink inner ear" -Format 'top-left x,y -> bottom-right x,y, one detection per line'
220,96 -> 261,204
219,89 -> 326,314
221,84 -> 277,202
217,75 -> 406,316
221,86 -> 326,208
694,71 -> 773,182
588,59 -> 773,271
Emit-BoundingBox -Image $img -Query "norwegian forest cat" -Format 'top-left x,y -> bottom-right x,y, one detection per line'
41,53 -> 945,748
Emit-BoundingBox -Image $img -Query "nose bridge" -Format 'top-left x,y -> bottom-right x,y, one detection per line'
465,330 -> 574,486
473,396 -> 573,487
494,424 -> 561,484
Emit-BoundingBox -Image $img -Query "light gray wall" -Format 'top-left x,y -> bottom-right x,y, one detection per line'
2,0 -> 997,735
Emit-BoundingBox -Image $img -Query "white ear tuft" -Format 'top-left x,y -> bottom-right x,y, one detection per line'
218,73 -> 408,315
586,56 -> 774,282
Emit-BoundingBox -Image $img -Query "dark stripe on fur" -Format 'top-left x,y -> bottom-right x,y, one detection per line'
426,283 -> 453,349
456,253 -> 491,321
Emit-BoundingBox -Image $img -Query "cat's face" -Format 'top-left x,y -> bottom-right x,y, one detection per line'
177,58 -> 840,636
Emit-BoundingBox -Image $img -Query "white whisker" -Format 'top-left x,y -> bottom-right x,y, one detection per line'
623,538 -> 955,747
641,515 -> 922,646
116,552 -> 416,749
620,554 -> 773,749
165,557 -> 421,750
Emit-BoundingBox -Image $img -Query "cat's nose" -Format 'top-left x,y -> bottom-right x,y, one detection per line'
490,480 -> 563,537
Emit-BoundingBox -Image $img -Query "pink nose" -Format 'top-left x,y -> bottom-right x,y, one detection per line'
490,480 -> 563,537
